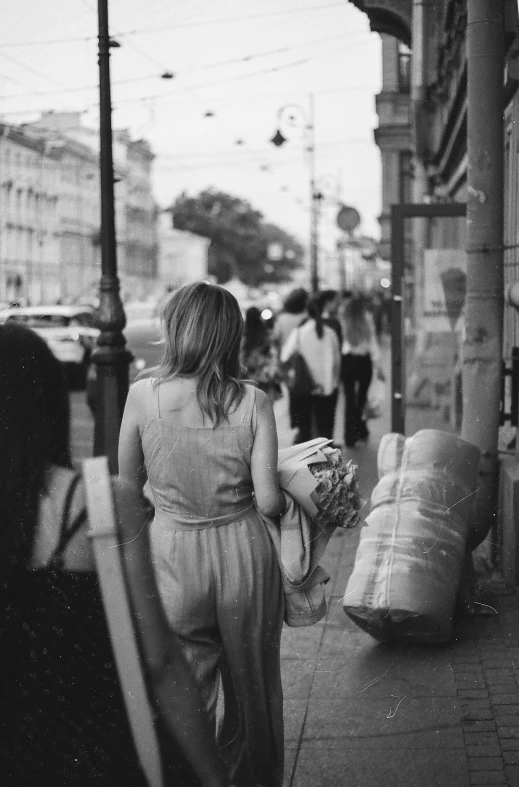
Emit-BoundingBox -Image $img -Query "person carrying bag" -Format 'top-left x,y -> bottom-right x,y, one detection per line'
0,321 -> 229,787
281,297 -> 341,444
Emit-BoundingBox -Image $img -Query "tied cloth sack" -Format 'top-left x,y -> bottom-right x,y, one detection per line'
342,429 -> 480,644
281,328 -> 315,397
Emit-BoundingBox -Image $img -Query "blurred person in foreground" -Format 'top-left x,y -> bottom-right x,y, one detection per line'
241,305 -> 282,403
281,296 -> 341,443
118,283 -> 286,787
0,322 -> 229,787
340,294 -> 382,448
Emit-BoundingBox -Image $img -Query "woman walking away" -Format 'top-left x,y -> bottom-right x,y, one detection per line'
341,294 -> 381,448
281,296 -> 341,444
118,282 -> 286,787
0,322 -> 229,787
241,306 -> 282,403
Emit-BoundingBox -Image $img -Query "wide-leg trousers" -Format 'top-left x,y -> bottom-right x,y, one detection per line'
151,511 -> 284,787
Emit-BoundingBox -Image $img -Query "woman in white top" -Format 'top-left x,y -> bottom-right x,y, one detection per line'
340,294 -> 380,447
281,296 -> 341,443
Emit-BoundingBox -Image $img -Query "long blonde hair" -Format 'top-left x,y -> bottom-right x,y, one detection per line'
154,282 -> 245,425
342,296 -> 371,347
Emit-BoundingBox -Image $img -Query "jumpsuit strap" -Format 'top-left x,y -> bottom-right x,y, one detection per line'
240,385 -> 257,428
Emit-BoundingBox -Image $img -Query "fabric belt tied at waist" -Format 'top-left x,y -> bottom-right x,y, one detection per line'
152,503 -> 256,530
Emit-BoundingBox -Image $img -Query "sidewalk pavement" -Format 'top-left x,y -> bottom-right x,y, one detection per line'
276,383 -> 519,787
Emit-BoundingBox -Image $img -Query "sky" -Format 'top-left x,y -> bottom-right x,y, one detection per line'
0,0 -> 382,247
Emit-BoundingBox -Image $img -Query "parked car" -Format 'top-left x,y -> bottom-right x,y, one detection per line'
87,318 -> 163,412
2,305 -> 98,388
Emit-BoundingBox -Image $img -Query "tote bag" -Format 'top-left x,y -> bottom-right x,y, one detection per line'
282,329 -> 315,397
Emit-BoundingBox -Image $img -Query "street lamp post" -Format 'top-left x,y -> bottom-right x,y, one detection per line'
93,0 -> 132,472
270,93 -> 321,293
307,93 -> 320,295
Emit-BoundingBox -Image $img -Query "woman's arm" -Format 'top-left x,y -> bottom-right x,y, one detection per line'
113,479 -> 230,787
118,380 -> 148,490
250,388 -> 286,518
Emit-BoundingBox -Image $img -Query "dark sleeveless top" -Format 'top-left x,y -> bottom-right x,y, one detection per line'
0,474 -> 199,787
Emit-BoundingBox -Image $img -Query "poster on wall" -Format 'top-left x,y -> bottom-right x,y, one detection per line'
423,248 -> 467,333
407,249 -> 467,419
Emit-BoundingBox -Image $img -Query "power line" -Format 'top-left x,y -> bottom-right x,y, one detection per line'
112,42 -> 356,108
0,50 -> 67,90
0,3 -> 351,48
0,34 -> 354,100
155,138 -> 370,161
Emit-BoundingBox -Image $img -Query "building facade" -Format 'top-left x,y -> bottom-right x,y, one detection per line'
17,112 -> 160,305
350,0 -> 519,580
0,125 -> 60,305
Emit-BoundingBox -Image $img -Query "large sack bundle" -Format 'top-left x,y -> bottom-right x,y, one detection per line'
343,429 -> 480,643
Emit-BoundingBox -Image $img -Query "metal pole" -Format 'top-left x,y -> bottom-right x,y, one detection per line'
93,0 -> 132,473
461,0 -> 504,548
308,93 -> 319,294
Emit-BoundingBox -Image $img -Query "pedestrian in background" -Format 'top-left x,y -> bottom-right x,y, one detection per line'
272,287 -> 308,430
281,295 -> 341,443
340,294 -> 381,448
0,322 -> 228,787
271,287 -> 308,349
118,282 -> 286,787
317,289 -> 343,345
241,306 -> 282,403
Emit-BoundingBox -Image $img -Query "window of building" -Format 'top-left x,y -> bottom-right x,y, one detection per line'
398,42 -> 411,93
399,151 -> 413,203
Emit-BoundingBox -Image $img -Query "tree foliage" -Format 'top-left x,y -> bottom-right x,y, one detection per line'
171,188 -> 304,285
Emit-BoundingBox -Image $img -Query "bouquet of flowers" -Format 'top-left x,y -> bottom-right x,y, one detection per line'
278,438 -> 363,530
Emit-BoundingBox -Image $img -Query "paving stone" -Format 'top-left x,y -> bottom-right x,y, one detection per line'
467,756 -> 504,771
500,740 -> 519,751
463,721 -> 497,733
493,706 -> 519,717
504,751 -> 519,766
482,669 -> 513,678
461,700 -> 492,710
292,743 -> 470,787
466,745 -> 503,758
283,699 -> 307,744
496,726 -> 519,738
505,764 -> 519,787
460,690 -> 490,700
464,732 -> 501,746
283,747 -> 298,785
281,625 -> 324,660
458,680 -> 488,691
493,715 -> 519,728
463,709 -> 495,721
302,696 -> 464,748
486,680 -> 519,691
469,773 -> 507,785
490,694 -> 519,705
281,659 -> 315,700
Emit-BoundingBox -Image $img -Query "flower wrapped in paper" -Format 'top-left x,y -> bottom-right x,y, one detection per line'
260,438 -> 363,626
278,438 -> 362,530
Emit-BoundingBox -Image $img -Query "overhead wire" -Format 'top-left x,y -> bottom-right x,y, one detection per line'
0,2 -> 353,48
0,33 -> 359,100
